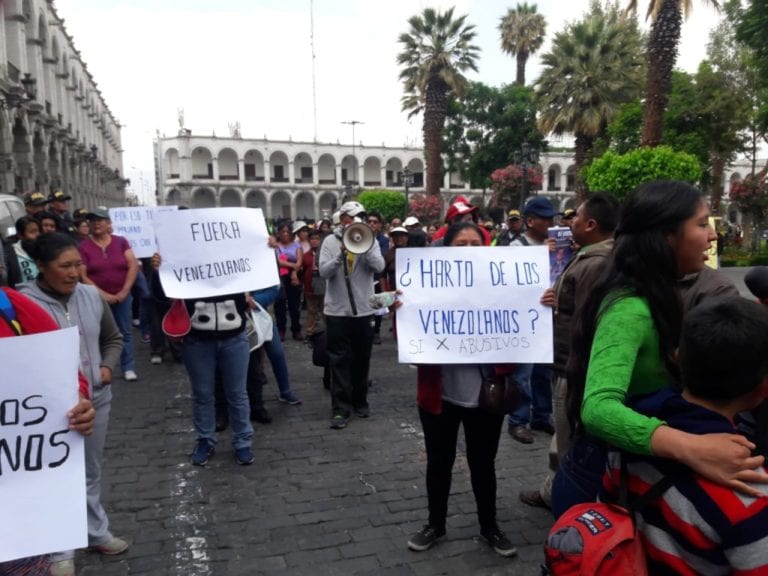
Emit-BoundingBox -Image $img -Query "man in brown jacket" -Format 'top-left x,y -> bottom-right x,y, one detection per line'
519,192 -> 620,509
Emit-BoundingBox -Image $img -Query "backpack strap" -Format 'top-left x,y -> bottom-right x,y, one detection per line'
619,453 -> 676,520
0,288 -> 22,335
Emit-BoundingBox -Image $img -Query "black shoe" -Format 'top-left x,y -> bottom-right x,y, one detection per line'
355,406 -> 370,418
251,408 -> 273,424
480,527 -> 517,557
407,525 -> 446,552
373,334 -> 382,345
191,439 -> 215,466
531,421 -> 555,435
215,417 -> 229,432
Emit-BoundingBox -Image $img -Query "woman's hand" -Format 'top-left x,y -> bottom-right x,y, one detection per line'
267,236 -> 278,249
150,252 -> 162,271
245,293 -> 256,309
290,271 -> 300,286
101,366 -> 112,385
68,398 -> 95,436
653,426 -> 767,498
115,290 -> 129,303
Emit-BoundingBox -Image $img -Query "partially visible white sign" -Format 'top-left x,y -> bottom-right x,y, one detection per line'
0,327 -> 86,563
395,246 -> 553,364
154,207 -> 279,299
109,206 -> 178,258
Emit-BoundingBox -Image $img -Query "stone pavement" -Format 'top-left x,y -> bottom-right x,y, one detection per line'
78,315 -> 554,576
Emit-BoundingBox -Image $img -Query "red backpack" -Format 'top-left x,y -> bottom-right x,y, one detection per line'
543,456 -> 673,576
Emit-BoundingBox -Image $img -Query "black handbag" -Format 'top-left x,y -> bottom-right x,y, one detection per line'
477,368 -> 520,415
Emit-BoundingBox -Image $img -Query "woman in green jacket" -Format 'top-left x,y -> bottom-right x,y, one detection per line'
551,181 -> 766,517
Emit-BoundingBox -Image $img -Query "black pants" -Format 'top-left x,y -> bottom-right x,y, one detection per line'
275,275 -> 302,335
327,314 -> 374,416
418,402 -> 504,532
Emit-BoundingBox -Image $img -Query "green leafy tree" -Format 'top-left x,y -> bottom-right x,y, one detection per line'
442,82 -> 544,190
498,3 -> 547,86
627,0 -> 720,147
397,8 -> 480,198
535,1 -> 644,197
584,145 -> 701,199
357,190 -> 406,224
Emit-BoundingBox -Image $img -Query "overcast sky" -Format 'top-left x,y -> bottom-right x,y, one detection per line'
54,0 -> 720,204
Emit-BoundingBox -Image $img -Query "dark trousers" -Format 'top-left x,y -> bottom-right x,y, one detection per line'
327,314 -> 374,416
418,402 -> 504,532
215,348 -> 269,421
275,275 -> 302,335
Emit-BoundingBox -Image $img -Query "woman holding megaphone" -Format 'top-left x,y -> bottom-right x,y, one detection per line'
318,201 -> 384,430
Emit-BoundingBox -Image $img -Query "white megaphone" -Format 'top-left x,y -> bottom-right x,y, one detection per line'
342,222 -> 375,255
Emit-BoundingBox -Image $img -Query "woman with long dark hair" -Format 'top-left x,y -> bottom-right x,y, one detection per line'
551,181 -> 766,517
274,221 -> 304,341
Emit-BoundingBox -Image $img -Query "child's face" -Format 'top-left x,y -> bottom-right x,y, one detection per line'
310,236 -> 321,248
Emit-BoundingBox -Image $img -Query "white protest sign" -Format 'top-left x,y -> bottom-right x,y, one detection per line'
0,327 -> 86,563
154,207 -> 279,299
395,246 -> 553,364
109,205 -> 178,258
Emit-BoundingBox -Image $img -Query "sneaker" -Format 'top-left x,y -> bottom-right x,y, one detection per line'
140,332 -> 150,344
373,333 -> 382,345
234,446 -> 255,465
150,355 -> 163,365
330,414 -> 348,429
481,527 -> 517,557
131,318 -> 140,327
191,439 -> 215,466
355,406 -> 370,418
508,425 -> 534,444
519,490 -> 551,510
49,559 -> 75,576
279,392 -> 302,405
92,536 -> 130,555
251,408 -> 273,424
407,525 -> 446,551
123,370 -> 138,382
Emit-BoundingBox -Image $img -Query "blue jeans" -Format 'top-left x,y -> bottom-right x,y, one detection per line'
550,435 -> 608,519
507,364 -> 553,427
182,333 -> 253,449
263,322 -> 292,396
110,295 -> 135,373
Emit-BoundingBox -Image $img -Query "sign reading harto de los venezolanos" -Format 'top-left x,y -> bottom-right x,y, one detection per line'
0,327 -> 86,563
154,207 -> 279,299
395,246 -> 553,364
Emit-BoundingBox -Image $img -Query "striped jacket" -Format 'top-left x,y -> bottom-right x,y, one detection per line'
602,388 -> 768,576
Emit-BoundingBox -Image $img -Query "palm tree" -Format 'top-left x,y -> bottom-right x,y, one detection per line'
498,3 -> 547,86
629,0 -> 720,146
535,2 -> 644,197
397,7 -> 480,198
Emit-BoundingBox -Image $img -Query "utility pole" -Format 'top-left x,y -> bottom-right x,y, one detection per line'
341,120 -> 364,184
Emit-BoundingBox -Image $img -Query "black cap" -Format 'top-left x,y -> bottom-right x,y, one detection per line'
49,190 -> 72,202
24,191 -> 49,206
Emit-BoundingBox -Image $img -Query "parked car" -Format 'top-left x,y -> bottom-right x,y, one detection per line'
0,193 -> 25,241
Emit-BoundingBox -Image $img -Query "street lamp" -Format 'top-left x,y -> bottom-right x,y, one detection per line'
402,167 -> 414,218
513,141 -> 539,212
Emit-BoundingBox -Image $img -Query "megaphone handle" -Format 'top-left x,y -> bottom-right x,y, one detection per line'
342,257 -> 358,316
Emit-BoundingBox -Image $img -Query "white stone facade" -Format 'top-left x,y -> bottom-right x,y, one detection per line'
155,133 -> 581,221
0,0 -> 125,209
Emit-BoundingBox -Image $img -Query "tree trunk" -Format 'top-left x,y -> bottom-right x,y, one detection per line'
516,52 -> 528,86
573,132 -> 593,203
640,0 -> 682,147
710,153 -> 725,213
423,78 -> 448,198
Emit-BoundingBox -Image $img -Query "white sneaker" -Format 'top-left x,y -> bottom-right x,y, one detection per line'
131,318 -> 140,327
124,370 -> 138,381
49,559 -> 75,576
150,355 -> 163,365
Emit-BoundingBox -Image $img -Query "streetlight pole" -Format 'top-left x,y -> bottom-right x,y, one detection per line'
514,141 -> 539,212
341,120 -> 364,185
402,167 -> 414,218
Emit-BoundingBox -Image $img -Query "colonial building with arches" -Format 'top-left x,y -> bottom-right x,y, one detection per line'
0,0 -> 125,209
155,132 -> 583,220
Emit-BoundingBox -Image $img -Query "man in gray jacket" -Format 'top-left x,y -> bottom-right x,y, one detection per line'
319,201 -> 385,429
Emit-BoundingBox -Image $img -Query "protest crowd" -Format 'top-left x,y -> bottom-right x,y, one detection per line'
2,181 -> 768,576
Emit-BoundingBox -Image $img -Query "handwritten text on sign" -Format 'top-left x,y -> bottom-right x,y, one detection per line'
109,206 -> 177,258
154,207 -> 279,299
395,246 -> 553,364
0,327 -> 86,563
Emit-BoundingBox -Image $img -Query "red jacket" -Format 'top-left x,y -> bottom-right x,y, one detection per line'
1,287 -> 90,398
